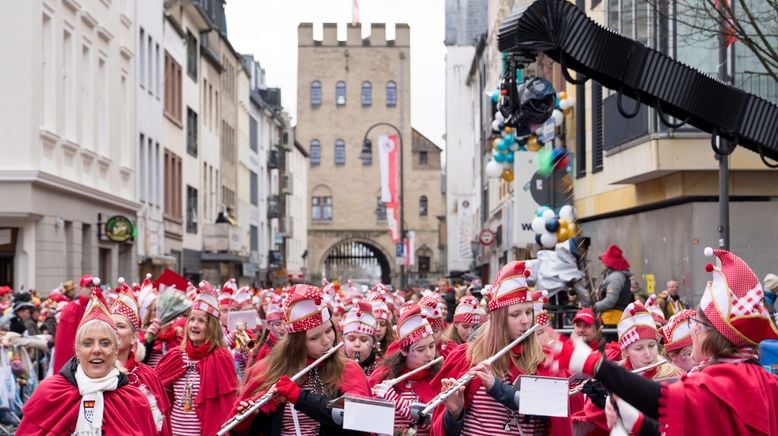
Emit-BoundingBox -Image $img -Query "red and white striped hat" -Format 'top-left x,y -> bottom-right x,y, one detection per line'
79,289 -> 118,333
265,295 -> 284,322
532,291 -> 550,326
397,306 -> 434,349
418,295 -> 445,331
193,280 -> 220,319
701,247 -> 778,347
645,294 -> 666,327
110,278 -> 140,330
617,301 -> 656,350
369,294 -> 391,321
486,261 -> 533,312
221,278 -> 238,295
453,296 -> 483,324
283,284 -> 331,333
661,309 -> 695,352
341,301 -> 376,337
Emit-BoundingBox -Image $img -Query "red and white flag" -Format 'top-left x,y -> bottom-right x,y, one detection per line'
379,134 -> 401,243
404,231 -> 415,267
352,0 -> 360,25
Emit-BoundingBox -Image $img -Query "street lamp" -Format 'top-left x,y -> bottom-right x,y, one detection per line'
362,122 -> 405,289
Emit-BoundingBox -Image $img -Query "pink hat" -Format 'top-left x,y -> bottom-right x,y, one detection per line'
453,296 -> 483,324
283,284 -> 331,333
397,306 -> 434,349
600,245 -> 630,271
701,247 -> 778,347
573,308 -> 595,325
661,309 -> 695,352
265,296 -> 284,321
418,295 -> 445,331
486,261 -> 533,312
193,280 -> 220,318
341,301 -> 376,337
617,301 -> 656,350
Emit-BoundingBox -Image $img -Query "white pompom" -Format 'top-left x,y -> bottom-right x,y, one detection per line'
145,273 -> 152,279
92,277 -> 101,286
199,281 -> 207,288
703,246 -> 714,257
118,277 -> 125,284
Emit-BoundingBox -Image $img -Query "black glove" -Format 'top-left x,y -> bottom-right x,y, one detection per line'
581,380 -> 609,410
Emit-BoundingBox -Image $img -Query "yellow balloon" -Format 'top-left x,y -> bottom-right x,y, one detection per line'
558,219 -> 569,229
501,169 -> 515,182
504,127 -> 513,134
527,137 -> 541,152
557,228 -> 569,241
559,91 -> 568,101
567,223 -> 578,236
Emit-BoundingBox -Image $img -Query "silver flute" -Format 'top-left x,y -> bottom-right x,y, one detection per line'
419,323 -> 540,418
569,358 -> 669,395
217,342 -> 345,436
382,356 -> 444,387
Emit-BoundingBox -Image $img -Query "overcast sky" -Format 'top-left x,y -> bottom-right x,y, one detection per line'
225,0 -> 446,149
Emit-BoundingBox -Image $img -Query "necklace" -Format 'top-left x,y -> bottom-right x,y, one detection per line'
182,361 -> 196,412
309,367 -> 325,395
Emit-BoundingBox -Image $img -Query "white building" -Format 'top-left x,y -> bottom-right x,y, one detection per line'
287,137 -> 310,281
0,0 -> 139,291
236,56 -> 258,285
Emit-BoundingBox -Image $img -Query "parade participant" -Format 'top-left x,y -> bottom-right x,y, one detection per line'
219,280 -> 239,349
572,308 -> 603,352
572,301 -> 680,435
547,248 -> 778,436
370,294 -> 394,357
155,281 -> 238,436
419,295 -> 457,358
445,296 -> 484,345
251,295 -> 286,365
110,280 -> 171,435
593,245 -> 633,331
645,294 -> 666,328
431,261 -> 572,436
660,309 -> 696,373
52,275 -> 100,373
341,301 -> 379,375
369,306 -> 442,436
229,284 -> 370,435
9,291 -> 37,335
18,291 -> 157,435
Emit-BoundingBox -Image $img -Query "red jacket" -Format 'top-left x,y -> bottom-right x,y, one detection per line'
52,296 -> 88,373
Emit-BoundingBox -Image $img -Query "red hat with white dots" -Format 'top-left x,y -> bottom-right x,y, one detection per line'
283,284 -> 331,333
193,280 -> 220,319
617,301 -> 656,351
661,309 -> 695,352
701,247 -> 778,347
369,294 -> 391,321
341,301 -> 376,337
486,261 -> 533,313
453,296 -> 483,324
397,306 -> 434,349
418,295 -> 445,331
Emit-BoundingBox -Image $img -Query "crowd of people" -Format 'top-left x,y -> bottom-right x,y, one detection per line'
1,244 -> 777,435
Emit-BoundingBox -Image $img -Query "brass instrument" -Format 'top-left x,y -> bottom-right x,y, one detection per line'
568,359 -> 668,395
234,320 -> 256,353
217,342 -> 344,436
419,324 -> 540,418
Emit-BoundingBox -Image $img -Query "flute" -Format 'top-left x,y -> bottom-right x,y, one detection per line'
382,356 -> 444,387
217,342 -> 344,436
568,358 -> 669,395
419,323 -> 540,418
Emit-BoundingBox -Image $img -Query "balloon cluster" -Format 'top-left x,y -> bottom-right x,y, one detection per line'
486,82 -> 576,183
531,205 -> 578,248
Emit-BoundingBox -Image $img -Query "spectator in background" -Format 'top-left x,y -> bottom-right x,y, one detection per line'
630,278 -> 648,304
436,277 -> 457,324
762,273 -> 778,316
593,245 -> 634,330
657,279 -> 686,319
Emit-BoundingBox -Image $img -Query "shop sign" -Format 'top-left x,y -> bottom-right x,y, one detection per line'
105,215 -> 134,242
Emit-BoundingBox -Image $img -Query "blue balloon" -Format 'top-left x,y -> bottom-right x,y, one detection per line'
496,139 -> 510,151
503,134 -> 516,145
545,218 -> 560,233
506,152 -> 515,163
493,152 -> 506,163
535,233 -> 543,245
491,93 -> 499,104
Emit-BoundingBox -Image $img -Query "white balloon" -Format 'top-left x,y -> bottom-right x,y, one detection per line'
559,205 -> 576,222
495,111 -> 505,122
510,143 -> 519,151
551,109 -> 564,126
531,217 -> 545,233
542,209 -> 556,220
566,96 -> 576,106
485,159 -> 504,178
558,99 -> 571,110
540,232 -> 558,248
491,119 -> 503,132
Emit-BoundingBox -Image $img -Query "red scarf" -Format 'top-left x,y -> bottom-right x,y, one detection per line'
125,352 -> 138,372
152,325 -> 181,353
186,340 -> 212,361
392,366 -> 438,403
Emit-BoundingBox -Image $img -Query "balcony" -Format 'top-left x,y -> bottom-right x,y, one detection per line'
268,150 -> 280,169
281,174 -> 293,195
202,223 -> 241,252
278,216 -> 294,238
267,195 -> 281,219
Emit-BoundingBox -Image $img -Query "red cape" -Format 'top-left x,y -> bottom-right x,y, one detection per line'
659,363 -> 778,435
368,364 -> 438,403
429,342 -> 572,436
230,358 -> 370,433
131,361 -> 173,436
18,374 -> 157,435
250,334 -> 277,367
438,339 -> 458,359
155,346 -> 239,435
52,296 -> 87,373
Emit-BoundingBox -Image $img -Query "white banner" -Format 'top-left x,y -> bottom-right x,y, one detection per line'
404,231 -> 415,267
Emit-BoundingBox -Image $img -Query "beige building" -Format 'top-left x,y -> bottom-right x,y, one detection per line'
297,23 -> 444,288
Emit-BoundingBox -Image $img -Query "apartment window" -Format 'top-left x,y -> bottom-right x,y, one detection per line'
41,13 -> 54,129
139,134 -> 146,202
386,81 -> 397,107
334,139 -> 345,166
164,52 -> 182,123
164,150 -> 182,219
96,58 -> 108,153
419,195 -> 428,217
335,81 -> 346,106
186,185 -> 198,233
376,196 -> 387,221
419,151 -> 428,165
147,34 -> 153,95
154,141 -> 160,206
80,43 -> 92,149
139,27 -> 145,88
250,225 -> 258,252
418,255 -> 431,276
361,81 -> 372,106
592,83 -> 604,172
311,80 -> 321,106
186,31 -> 197,80
250,171 -> 258,206
186,107 -> 198,156
310,139 -> 321,165
312,196 -> 333,221
250,117 -> 258,152
155,43 -> 161,98
63,28 -> 75,139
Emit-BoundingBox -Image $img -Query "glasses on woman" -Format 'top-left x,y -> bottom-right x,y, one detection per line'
686,316 -> 712,331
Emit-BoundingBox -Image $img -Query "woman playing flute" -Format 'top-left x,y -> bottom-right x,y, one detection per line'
229,284 -> 370,435
430,261 -> 572,436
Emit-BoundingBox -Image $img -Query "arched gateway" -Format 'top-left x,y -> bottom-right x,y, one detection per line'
322,240 -> 391,286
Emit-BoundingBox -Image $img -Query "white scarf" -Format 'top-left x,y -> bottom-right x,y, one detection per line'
74,365 -> 120,435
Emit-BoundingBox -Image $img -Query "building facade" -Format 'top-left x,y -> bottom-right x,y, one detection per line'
298,23 -> 445,288
0,0 -> 139,291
